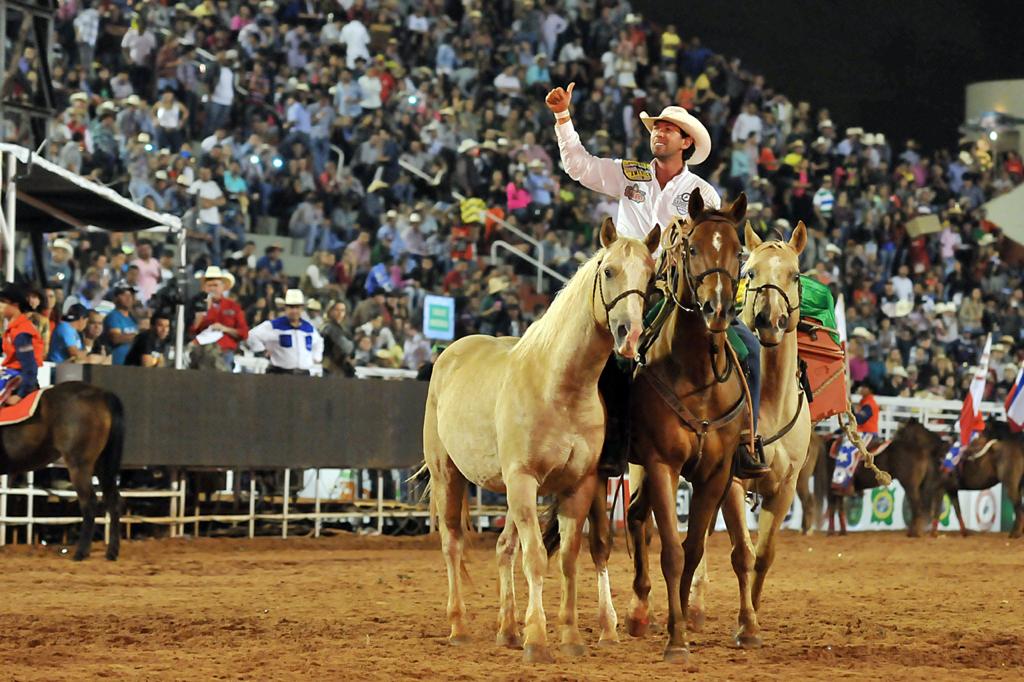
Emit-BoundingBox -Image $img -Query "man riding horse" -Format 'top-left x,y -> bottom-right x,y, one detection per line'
546,83 -> 768,478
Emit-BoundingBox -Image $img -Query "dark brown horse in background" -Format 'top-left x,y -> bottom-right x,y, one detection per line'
0,382 -> 125,560
823,418 -> 942,537
935,420 -> 1024,538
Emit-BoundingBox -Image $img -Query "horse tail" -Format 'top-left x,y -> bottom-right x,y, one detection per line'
97,391 -> 125,487
542,498 -> 561,557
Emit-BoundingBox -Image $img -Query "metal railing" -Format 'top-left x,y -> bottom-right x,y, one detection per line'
397,158 -> 566,290
491,240 -> 566,290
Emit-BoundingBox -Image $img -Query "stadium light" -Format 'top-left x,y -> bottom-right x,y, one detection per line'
989,131 -> 998,141
249,154 -> 260,165
272,157 -> 284,169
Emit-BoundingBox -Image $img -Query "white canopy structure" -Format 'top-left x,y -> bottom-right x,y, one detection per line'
0,143 -> 187,367
982,183 -> 1024,246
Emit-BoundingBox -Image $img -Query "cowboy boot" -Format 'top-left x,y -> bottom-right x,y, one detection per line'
735,434 -> 770,479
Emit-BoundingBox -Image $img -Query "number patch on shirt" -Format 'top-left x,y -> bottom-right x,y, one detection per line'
621,160 -> 653,182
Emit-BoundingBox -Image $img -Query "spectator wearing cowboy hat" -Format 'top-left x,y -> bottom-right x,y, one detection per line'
48,303 -> 89,364
46,238 -> 76,297
190,265 -> 249,371
0,284 -> 45,405
104,282 -> 140,365
246,289 -> 324,375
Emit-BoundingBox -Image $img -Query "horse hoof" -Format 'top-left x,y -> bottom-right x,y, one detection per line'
495,632 -> 522,649
735,632 -> 763,649
522,643 -> 554,664
626,616 -> 650,638
662,645 -> 689,664
687,609 -> 706,633
596,637 -> 619,648
71,551 -> 88,562
105,550 -> 119,561
447,634 -> 472,647
559,643 -> 588,658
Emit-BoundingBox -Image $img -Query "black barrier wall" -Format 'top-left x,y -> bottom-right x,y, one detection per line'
56,365 -> 428,469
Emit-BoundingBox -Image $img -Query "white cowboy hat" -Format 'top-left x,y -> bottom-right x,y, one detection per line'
845,127 -> 864,137
275,289 -> 305,307
882,299 -> 914,318
176,175 -> 191,187
818,119 -> 834,130
196,265 -> 235,289
933,302 -> 955,314
306,298 -> 322,311
488,276 -> 510,295
638,106 -> 712,166
958,151 -> 974,165
978,233 -> 996,246
50,238 -> 74,254
851,327 -> 876,341
409,212 -> 422,223
457,139 -> 479,154
825,243 -> 842,255
890,366 -> 909,379
874,133 -> 886,145
861,133 -> 876,146
70,91 -> 88,102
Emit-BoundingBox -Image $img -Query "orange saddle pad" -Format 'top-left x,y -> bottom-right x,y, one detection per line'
0,388 -> 46,426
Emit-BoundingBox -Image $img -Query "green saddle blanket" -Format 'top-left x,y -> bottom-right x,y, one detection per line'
799,275 -> 837,330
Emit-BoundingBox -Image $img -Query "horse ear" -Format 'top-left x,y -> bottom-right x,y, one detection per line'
644,224 -> 661,254
729,192 -> 748,223
790,221 -> 808,255
599,216 -> 618,248
687,190 -> 705,220
744,221 -> 762,250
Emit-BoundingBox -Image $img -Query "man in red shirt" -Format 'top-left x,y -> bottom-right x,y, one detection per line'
189,266 -> 249,371
0,284 -> 44,404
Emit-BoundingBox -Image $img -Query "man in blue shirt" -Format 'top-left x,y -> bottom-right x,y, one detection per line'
103,283 -> 140,365
48,304 -> 88,363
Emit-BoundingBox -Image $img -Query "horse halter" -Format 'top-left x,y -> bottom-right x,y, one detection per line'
663,220 -> 740,317
593,255 -> 648,319
744,273 -> 802,345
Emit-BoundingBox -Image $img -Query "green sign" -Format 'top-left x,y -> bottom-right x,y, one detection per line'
423,295 -> 455,341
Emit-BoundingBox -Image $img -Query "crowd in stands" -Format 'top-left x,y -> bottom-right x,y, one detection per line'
3,1 -> 1023,398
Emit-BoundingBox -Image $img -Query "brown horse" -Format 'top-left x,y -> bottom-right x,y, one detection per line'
796,432 -> 828,533
685,224 -> 814,648
935,420 -> 1024,538
625,191 -> 748,664
825,418 -> 942,537
0,382 -> 125,560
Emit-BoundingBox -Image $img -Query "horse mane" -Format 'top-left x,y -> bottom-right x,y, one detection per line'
514,249 -> 605,355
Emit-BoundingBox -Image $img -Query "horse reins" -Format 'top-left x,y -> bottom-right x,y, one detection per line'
742,276 -> 802,347
592,255 -> 648,320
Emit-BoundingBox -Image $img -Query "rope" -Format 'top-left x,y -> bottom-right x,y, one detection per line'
724,342 -> 757,455
837,405 -> 892,486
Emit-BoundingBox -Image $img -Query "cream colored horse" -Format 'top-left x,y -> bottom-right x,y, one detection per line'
423,220 -> 659,663
687,222 -> 813,647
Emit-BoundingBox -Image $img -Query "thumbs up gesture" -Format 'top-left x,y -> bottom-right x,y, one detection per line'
545,82 -> 575,116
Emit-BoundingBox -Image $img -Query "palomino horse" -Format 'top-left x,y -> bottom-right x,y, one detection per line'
685,224 -> 814,647
936,420 -> 1024,538
625,191 -> 749,664
825,419 -> 942,536
422,219 -> 659,663
0,382 -> 125,560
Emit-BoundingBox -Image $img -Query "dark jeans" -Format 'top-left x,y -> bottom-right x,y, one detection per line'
731,320 -> 762,434
597,354 -> 632,477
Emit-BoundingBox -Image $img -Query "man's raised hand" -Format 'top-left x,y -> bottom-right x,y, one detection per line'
545,82 -> 575,115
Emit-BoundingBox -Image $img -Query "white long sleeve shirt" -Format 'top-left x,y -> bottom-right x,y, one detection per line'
247,316 -> 324,371
554,119 -> 721,240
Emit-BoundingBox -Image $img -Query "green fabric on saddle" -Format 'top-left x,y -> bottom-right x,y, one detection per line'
642,298 -> 749,361
799,276 -> 838,341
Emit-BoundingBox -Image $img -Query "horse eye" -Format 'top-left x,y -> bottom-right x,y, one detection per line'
747,270 -> 756,279
688,246 -> 697,256
793,273 -> 800,282
603,267 -> 613,278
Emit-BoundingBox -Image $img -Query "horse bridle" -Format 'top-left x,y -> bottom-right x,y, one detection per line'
592,255 -> 648,321
743,274 -> 802,346
662,221 -> 741,317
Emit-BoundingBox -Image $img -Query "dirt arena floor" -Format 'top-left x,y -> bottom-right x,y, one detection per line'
1,529 -> 1022,680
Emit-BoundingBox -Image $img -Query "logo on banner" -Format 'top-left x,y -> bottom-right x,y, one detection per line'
870,487 -> 895,525
975,490 -> 997,531
845,493 -> 864,527
938,494 -> 952,527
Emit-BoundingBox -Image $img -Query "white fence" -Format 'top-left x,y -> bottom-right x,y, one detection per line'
0,393 -> 1015,547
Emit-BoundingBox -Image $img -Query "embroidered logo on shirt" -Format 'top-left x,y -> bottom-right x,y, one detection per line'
624,184 -> 646,203
621,160 -> 653,182
672,192 -> 692,215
